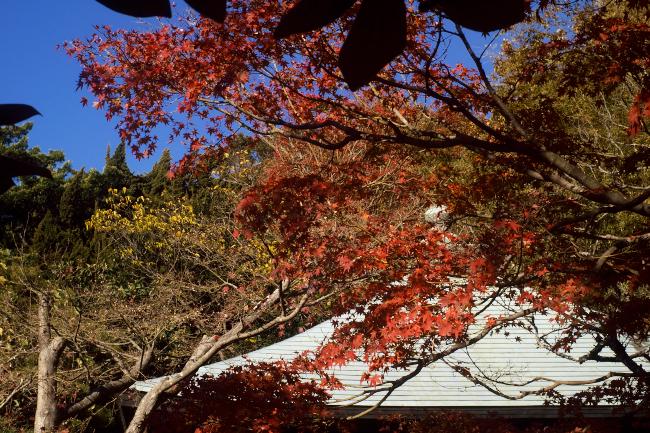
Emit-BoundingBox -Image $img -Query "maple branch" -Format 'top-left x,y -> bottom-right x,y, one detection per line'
375,75 -> 648,219
605,335 -> 648,376
278,278 -> 288,316
338,309 -> 537,418
525,157 -> 650,220
583,343 -> 649,365
422,23 -> 444,95
525,167 -> 586,196
206,72 -> 649,221
447,335 -> 641,402
375,76 -> 511,143
246,83 -> 645,219
332,383 -> 393,407
427,308 -> 537,363
216,94 -> 516,154
464,369 -> 635,401
456,25 -> 529,139
530,325 -> 650,370
306,286 -> 346,307
594,245 -> 618,271
347,362 -> 425,420
556,229 -> 650,244
549,205 -> 618,231
210,97 -> 360,150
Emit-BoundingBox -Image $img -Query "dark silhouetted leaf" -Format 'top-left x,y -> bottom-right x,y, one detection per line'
0,104 -> 40,126
95,0 -> 172,18
0,154 -> 52,194
339,0 -> 407,90
274,0 -> 357,39
185,0 -> 228,22
0,177 -> 13,194
419,0 -> 529,33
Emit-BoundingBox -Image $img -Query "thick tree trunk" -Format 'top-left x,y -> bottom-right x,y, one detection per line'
34,294 -> 66,433
34,337 -> 66,432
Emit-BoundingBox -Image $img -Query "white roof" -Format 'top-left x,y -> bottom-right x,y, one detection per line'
133,305 -> 647,418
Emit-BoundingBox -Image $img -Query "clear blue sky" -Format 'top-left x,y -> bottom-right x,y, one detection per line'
0,0 -> 180,173
1,1 -> 494,174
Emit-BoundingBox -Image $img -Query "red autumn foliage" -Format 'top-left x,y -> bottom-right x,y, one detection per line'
148,362 -> 330,433
69,0 -> 650,428
96,0 -> 546,89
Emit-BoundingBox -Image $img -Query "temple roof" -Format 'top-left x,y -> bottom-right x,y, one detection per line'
133,304 -> 648,418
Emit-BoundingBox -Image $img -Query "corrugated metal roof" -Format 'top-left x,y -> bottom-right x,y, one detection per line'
133,303 -> 648,417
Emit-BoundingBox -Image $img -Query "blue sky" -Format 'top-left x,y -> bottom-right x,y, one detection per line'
0,0 -> 178,173
1,1 -> 496,174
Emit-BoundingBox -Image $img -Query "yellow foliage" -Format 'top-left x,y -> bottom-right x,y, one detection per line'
88,189 -> 196,233
87,189 -> 198,258
86,188 -> 276,277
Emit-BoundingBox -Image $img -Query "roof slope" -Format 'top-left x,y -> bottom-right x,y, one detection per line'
133,305 -> 648,417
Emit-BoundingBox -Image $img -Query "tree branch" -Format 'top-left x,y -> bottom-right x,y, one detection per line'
64,344 -> 155,418
124,288 -> 309,433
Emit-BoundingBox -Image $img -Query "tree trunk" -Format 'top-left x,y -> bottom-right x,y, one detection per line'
34,294 -> 66,433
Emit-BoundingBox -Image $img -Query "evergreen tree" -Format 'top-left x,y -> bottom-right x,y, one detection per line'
144,148 -> 172,196
103,142 -> 133,190
58,170 -> 85,228
31,210 -> 63,255
0,124 -> 69,247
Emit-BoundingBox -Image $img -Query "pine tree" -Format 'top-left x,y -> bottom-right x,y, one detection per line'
145,148 -> 172,196
103,142 -> 133,190
59,170 -> 85,228
31,211 -> 62,255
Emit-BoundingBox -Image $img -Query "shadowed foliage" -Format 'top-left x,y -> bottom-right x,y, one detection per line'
0,154 -> 52,194
186,0 -> 228,22
0,105 -> 51,194
339,0 -> 408,90
95,0 -> 227,20
95,0 -> 172,18
0,104 -> 40,126
274,0 -> 357,38
149,362 -> 329,433
419,0 -> 531,33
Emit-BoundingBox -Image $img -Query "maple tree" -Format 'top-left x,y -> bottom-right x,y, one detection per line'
148,362 -> 329,433
94,0 -> 543,89
67,0 -> 650,431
